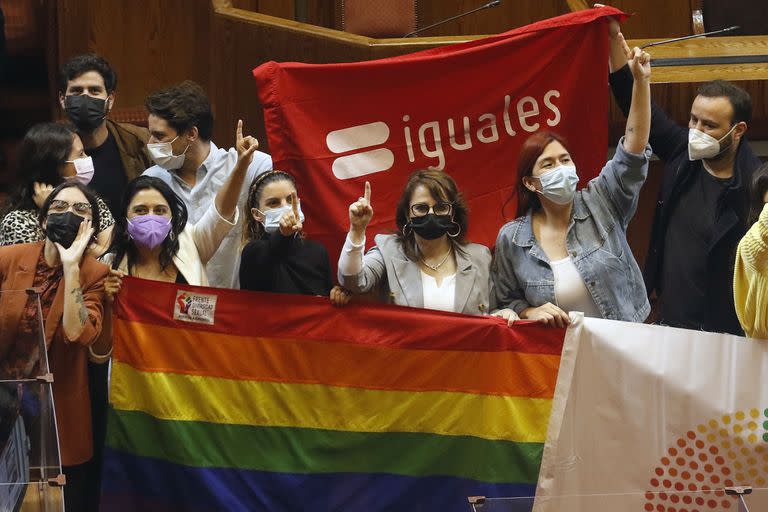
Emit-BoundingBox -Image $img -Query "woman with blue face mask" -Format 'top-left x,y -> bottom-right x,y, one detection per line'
239,171 -> 351,305
492,46 -> 653,327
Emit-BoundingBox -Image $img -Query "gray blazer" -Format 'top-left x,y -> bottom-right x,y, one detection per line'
338,234 -> 493,315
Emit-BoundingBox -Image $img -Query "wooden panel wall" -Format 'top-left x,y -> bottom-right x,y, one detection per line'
414,0 -> 568,37
232,0 -> 295,19
596,0 -> 694,38
56,0 -> 213,110
52,0 -> 766,266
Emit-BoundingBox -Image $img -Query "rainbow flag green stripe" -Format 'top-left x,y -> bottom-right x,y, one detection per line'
102,278 -> 567,511
107,409 -> 544,484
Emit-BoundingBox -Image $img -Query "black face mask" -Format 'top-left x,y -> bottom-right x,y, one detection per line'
64,95 -> 107,132
408,214 -> 454,240
46,212 -> 84,249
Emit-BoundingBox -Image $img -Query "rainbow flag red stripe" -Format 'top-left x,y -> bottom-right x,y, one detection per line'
101,277 -> 564,511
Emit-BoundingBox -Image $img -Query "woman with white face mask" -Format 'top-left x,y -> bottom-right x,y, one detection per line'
239,170 -> 351,305
0,122 -> 114,256
492,46 -> 653,327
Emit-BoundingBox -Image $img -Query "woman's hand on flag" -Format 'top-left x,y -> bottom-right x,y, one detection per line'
104,268 -> 125,303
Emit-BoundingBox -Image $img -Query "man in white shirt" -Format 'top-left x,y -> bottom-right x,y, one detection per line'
142,81 -> 272,288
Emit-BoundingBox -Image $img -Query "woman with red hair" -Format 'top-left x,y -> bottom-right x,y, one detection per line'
492,45 -> 652,327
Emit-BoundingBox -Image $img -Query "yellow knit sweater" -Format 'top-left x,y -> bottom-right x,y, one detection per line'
734,203 -> 768,339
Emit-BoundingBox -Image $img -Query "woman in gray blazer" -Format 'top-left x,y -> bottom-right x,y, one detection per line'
338,169 -> 492,315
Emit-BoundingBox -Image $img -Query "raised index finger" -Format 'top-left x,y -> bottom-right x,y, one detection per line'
618,33 -> 632,58
363,181 -> 371,203
291,191 -> 299,216
236,119 -> 243,143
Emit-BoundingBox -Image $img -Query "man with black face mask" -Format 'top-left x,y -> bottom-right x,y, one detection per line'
58,54 -> 152,217
608,23 -> 762,335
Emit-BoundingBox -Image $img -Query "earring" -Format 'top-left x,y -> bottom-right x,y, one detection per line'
402,224 -> 412,237
447,221 -> 461,238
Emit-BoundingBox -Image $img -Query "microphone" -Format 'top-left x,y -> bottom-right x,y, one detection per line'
404,1 -> 501,38
640,25 -> 740,49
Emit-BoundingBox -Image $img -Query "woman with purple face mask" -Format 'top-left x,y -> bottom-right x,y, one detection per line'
95,121 -> 259,352
101,121 -> 259,290
0,122 -> 114,255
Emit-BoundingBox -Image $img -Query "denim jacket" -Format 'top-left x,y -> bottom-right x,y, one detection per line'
492,138 -> 652,322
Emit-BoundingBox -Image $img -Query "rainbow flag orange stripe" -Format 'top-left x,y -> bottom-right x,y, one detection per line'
101,277 -> 565,511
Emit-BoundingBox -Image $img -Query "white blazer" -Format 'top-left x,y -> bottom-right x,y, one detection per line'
105,203 -> 239,286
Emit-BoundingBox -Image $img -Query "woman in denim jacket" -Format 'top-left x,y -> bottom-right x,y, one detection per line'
493,45 -> 652,327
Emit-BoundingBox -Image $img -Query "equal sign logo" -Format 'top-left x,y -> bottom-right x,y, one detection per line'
326,121 -> 395,180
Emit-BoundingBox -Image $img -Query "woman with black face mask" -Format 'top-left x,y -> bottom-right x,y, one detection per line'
0,180 -> 109,512
338,169 -> 492,315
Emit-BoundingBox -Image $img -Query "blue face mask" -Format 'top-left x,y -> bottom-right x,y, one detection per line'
260,203 -> 305,234
534,164 -> 579,205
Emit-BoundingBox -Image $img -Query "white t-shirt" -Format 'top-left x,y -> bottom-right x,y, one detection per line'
421,271 -> 456,312
550,257 -> 600,317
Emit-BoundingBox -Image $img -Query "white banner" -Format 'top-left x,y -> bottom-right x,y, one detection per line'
536,315 -> 768,511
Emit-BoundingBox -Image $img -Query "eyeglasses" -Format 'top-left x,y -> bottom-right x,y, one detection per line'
48,200 -> 92,216
410,202 -> 453,217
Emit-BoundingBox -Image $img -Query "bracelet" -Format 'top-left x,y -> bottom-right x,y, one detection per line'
88,344 -> 113,362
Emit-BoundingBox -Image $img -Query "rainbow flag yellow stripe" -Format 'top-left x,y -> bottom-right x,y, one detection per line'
102,278 -> 566,511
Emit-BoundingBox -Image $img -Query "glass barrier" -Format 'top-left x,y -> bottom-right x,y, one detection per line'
0,289 -> 64,511
468,487 -> 768,511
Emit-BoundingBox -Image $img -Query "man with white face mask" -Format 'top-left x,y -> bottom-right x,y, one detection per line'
142,81 -> 272,289
608,22 -> 761,335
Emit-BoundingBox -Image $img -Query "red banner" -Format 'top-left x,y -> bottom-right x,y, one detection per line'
253,7 -> 626,261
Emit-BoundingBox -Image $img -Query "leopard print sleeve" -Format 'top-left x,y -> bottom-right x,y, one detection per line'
0,210 -> 45,246
96,197 -> 115,232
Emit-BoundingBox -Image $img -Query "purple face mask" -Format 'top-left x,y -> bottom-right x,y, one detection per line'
126,215 -> 172,249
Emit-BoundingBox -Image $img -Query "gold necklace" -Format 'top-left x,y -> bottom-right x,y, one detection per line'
419,246 -> 453,271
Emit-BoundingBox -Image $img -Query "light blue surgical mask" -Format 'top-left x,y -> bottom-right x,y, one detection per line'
534,164 -> 579,205
259,203 -> 305,234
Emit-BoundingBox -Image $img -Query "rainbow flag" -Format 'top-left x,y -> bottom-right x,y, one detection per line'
101,277 -> 564,511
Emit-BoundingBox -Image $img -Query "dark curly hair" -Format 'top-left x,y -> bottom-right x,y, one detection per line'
59,53 -> 117,94
145,80 -> 213,140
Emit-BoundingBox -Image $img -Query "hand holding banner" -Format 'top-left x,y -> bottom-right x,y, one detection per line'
254,7 -> 628,264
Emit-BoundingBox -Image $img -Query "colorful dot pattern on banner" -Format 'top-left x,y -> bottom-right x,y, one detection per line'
644,408 -> 768,511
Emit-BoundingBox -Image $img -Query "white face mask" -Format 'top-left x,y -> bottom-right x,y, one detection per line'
259,203 -> 305,234
533,164 -> 579,205
688,124 -> 737,161
147,136 -> 190,170
65,156 -> 95,185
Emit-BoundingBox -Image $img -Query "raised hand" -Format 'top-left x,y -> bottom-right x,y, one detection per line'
279,192 -> 303,236
627,46 -> 651,81
56,218 -> 94,269
235,119 -> 259,167
348,181 -> 373,241
32,182 -> 54,209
